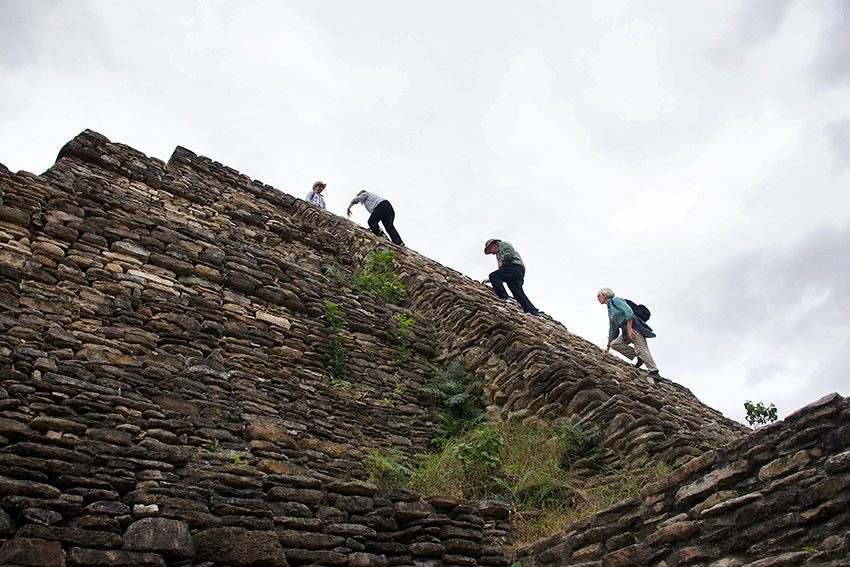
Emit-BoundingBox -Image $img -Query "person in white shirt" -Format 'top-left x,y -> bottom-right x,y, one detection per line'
346,190 -> 404,246
306,181 -> 326,209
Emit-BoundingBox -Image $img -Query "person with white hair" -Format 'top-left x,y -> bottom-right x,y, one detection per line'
597,287 -> 659,378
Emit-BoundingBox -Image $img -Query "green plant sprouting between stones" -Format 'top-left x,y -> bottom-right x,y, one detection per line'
331,377 -> 375,399
322,299 -> 349,380
392,312 -> 415,360
322,264 -> 354,287
323,249 -> 405,305
744,400 -> 778,428
357,249 -> 405,304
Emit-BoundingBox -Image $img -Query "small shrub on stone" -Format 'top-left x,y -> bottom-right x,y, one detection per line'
453,426 -> 505,470
324,250 -> 405,305
452,426 -> 506,491
356,249 -> 405,304
744,400 -> 778,428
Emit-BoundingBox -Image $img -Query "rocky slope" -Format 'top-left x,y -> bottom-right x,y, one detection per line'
0,130 -> 846,566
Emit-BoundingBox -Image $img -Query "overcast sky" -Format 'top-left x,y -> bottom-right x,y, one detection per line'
2,0 -> 848,425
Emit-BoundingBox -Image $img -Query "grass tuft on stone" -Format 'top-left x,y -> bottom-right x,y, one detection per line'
364,419 -> 670,545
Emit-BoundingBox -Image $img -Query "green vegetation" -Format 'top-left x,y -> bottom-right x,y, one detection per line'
744,400 -> 778,428
322,264 -> 354,287
370,356 -> 667,543
331,376 -> 375,399
364,447 -> 416,487
392,312 -> 415,360
323,249 -> 405,305
364,419 -> 670,545
419,359 -> 486,446
356,249 -> 405,304
454,426 -> 505,471
322,299 -> 349,380
556,422 -> 603,465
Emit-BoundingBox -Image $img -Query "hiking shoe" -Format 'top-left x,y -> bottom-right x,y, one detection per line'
497,297 -> 511,302
635,357 -> 645,368
646,370 -> 660,379
530,312 -> 541,318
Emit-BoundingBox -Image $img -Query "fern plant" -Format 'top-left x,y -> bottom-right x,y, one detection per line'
555,422 -> 602,465
364,447 -> 416,486
420,359 -> 486,446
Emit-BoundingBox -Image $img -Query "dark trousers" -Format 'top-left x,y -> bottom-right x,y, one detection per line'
489,263 -> 539,314
368,200 -> 403,245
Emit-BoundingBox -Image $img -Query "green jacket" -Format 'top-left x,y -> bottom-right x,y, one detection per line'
497,241 -> 525,269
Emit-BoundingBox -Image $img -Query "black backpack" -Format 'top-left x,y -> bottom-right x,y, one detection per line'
625,299 -> 650,322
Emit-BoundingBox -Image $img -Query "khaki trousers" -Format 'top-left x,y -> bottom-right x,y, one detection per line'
611,332 -> 658,373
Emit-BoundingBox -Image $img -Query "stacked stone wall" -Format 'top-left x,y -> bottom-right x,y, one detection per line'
2,131 -> 516,566
516,393 -> 850,566
0,130 -> 846,566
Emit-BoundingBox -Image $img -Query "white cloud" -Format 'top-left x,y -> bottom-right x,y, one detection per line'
577,20 -> 677,122
590,0 -> 631,22
613,186 -> 700,232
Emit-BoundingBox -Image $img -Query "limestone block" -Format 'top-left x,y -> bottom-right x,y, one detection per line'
194,527 -> 288,566
0,204 -> 32,226
675,460 -> 750,506
268,486 -> 324,507
0,538 -> 64,567
276,529 -> 345,549
111,241 -> 151,261
122,518 -> 195,558
256,310 -> 292,329
0,248 -> 27,270
758,450 -> 810,481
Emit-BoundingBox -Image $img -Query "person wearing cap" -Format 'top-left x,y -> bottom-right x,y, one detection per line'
481,239 -> 540,317
596,287 -> 659,378
306,181 -> 327,209
347,190 -> 404,246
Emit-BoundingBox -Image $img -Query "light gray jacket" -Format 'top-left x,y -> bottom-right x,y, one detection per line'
350,191 -> 386,214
